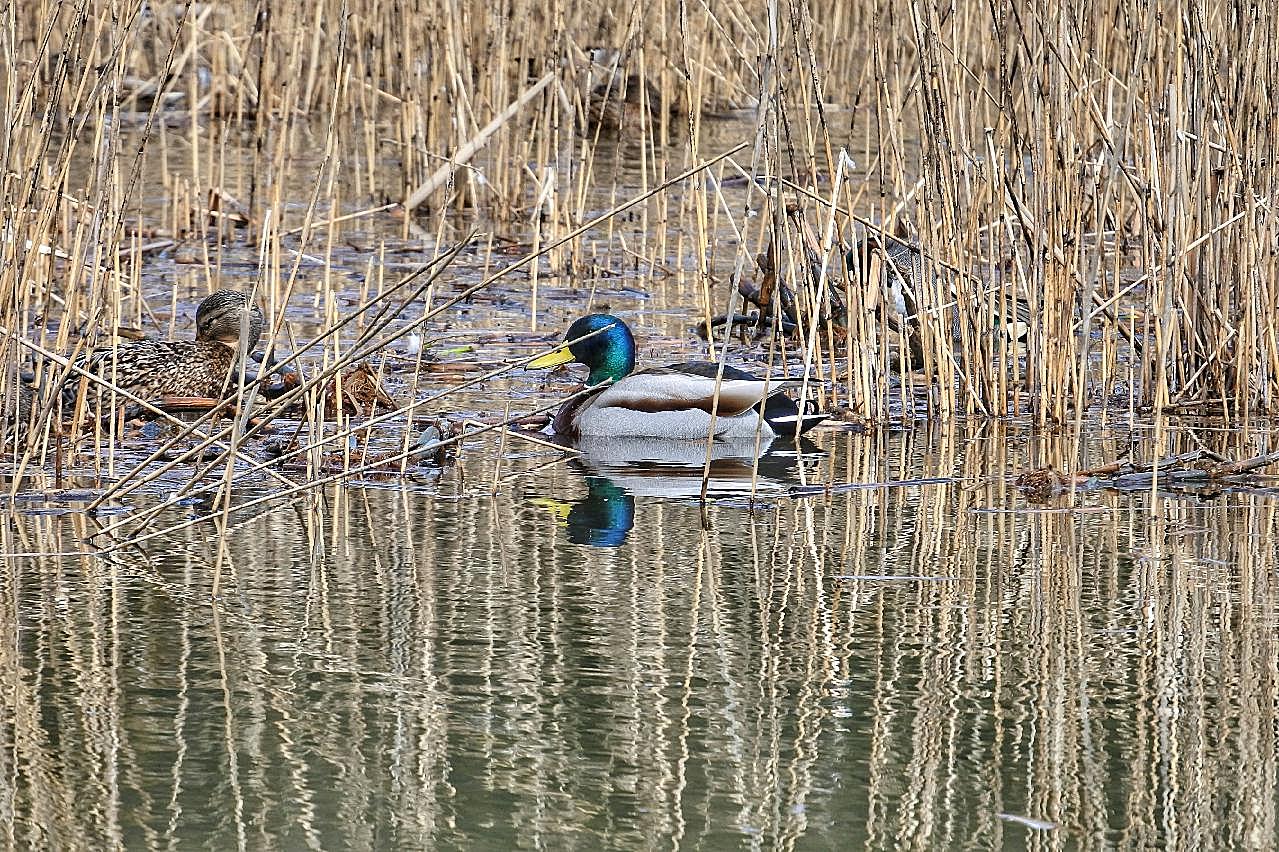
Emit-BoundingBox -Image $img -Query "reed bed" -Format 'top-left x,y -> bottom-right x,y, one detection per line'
1,3 -> 1276,844
2,0 -> 1278,509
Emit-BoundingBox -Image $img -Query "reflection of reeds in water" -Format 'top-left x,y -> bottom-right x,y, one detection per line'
1,431 -> 1276,846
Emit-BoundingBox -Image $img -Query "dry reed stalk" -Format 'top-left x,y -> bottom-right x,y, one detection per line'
403,71 -> 559,212
4,0 -> 1279,500
90,319 -> 629,538
89,380 -> 606,552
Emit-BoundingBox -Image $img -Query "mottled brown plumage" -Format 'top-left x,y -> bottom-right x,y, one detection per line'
76,290 -> 264,401
2,378 -> 36,447
586,74 -> 671,132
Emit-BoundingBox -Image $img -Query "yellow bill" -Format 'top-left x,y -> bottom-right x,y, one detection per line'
527,496 -> 572,524
528,347 -> 575,369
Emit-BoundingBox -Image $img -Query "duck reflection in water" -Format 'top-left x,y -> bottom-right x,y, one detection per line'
536,476 -> 635,547
532,434 -> 822,547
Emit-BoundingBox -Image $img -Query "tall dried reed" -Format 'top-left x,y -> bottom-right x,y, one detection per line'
2,0 -> 1276,505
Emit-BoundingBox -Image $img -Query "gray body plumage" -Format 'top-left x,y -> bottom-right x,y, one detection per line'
852,235 -> 1031,351
553,364 -> 824,440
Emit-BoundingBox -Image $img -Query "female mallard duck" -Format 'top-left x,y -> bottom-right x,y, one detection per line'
2,375 -> 35,446
529,314 -> 825,439
74,290 -> 265,401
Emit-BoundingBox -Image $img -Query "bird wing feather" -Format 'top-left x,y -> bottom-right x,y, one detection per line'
593,369 -> 794,417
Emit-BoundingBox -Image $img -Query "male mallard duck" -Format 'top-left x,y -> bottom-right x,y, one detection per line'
529,314 -> 825,439
74,290 -> 264,402
848,235 -> 1030,362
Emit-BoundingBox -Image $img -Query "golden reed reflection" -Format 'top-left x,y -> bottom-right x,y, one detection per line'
0,424 -> 1275,849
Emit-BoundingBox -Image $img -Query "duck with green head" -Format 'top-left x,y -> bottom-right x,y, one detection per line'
529,314 -> 825,440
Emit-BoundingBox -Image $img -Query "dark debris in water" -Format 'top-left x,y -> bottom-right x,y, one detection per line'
322,362 -> 396,417
1015,449 -> 1279,502
263,417 -> 460,475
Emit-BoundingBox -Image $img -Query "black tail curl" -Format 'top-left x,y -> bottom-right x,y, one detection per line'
759,392 -> 826,437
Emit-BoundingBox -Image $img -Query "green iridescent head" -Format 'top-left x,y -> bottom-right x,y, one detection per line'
529,314 -> 636,385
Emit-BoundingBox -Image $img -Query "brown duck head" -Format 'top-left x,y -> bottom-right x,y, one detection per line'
195,290 -> 264,352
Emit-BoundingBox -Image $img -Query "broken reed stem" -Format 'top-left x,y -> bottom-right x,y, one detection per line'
403,71 -> 559,212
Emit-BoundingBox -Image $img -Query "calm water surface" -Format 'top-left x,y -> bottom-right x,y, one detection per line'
3,424 -> 1276,850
